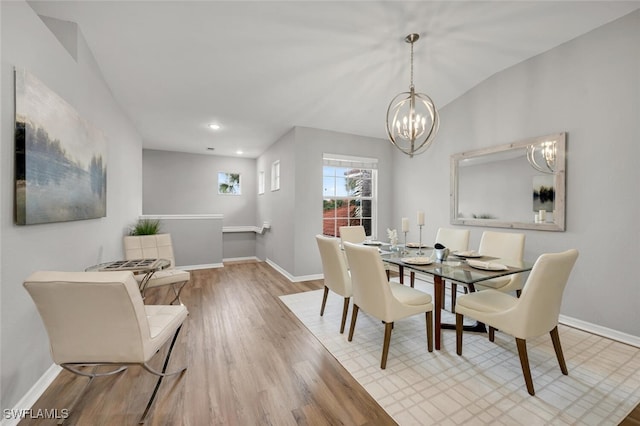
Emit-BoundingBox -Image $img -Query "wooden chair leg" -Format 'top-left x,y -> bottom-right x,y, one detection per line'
516,289 -> 522,298
348,305 -> 359,341
451,283 -> 457,313
456,313 -> 464,355
489,326 -> 495,342
426,311 -> 433,352
320,286 -> 329,316
516,338 -> 535,395
386,269 -> 390,280
550,326 -> 568,375
340,297 -> 350,334
381,322 -> 394,369
410,271 -> 415,288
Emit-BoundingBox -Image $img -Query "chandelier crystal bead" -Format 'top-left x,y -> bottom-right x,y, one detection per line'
386,33 -> 439,158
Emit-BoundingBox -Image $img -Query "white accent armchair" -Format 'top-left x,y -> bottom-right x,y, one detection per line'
23,271 -> 188,424
124,234 -> 190,304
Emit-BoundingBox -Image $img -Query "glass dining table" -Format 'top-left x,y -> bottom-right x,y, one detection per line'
380,245 -> 534,350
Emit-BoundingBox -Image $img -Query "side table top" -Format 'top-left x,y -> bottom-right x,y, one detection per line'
86,258 -> 170,273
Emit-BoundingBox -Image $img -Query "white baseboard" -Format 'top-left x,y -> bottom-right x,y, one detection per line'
1,364 -> 61,426
178,263 -> 224,270
265,259 -> 323,283
223,256 -> 260,262
559,315 -> 640,348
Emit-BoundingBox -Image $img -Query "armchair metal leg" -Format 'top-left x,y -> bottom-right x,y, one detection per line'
169,281 -> 188,305
139,325 -> 187,424
347,305 -> 359,341
550,326 -> 568,375
381,322 -> 394,369
58,364 -> 127,424
320,286 -> 329,316
340,297 -> 350,334
516,338 -> 535,395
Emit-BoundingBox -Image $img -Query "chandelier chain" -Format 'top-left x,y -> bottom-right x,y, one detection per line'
409,39 -> 414,90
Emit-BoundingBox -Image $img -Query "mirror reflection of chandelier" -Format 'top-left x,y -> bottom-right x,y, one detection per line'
386,33 -> 439,158
526,140 -> 557,173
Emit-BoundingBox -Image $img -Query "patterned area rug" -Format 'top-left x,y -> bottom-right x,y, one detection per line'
280,281 -> 640,425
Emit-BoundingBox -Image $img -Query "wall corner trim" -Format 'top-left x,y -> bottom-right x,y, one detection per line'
2,364 -> 62,426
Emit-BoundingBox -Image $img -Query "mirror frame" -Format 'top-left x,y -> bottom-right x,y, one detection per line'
450,132 -> 566,231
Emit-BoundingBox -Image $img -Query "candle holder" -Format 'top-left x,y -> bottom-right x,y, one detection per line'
417,225 -> 424,255
402,231 -> 409,254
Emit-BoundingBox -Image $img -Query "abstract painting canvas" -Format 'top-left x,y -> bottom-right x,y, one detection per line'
14,68 -> 107,225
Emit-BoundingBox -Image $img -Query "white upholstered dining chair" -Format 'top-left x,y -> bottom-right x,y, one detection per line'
434,227 -> 471,310
339,225 -> 392,279
343,242 -> 433,369
315,234 -> 352,333
124,233 -> 190,304
474,231 -> 526,295
23,270 -> 188,423
455,249 -> 579,395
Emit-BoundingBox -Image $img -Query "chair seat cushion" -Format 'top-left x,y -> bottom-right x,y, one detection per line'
456,289 -> 517,314
135,269 -> 190,289
389,281 -> 432,305
144,304 -> 188,359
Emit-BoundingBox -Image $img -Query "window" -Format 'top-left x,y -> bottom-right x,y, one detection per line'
271,160 -> 280,191
258,171 -> 265,195
322,154 -> 377,238
218,172 -> 241,195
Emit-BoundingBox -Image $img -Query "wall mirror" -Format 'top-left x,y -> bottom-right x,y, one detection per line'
451,132 -> 566,231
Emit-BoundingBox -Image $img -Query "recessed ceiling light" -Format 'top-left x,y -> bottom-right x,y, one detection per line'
236,150 -> 243,155
208,123 -> 221,130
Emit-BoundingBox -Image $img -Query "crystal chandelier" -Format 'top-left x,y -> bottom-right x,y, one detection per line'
386,33 -> 439,158
526,140 -> 557,173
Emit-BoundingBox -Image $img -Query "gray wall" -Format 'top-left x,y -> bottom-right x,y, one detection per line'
257,126 -> 394,278
142,149 -> 257,259
1,2 -> 143,410
392,11 -> 639,336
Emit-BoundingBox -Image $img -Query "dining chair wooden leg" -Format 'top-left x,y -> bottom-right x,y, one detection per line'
381,322 -> 394,369
489,326 -> 495,342
516,338 -> 535,395
320,286 -> 329,316
340,297 -> 350,334
426,311 -> 433,352
410,271 -> 415,288
455,313 -> 464,355
550,326 -> 568,375
451,283 -> 457,313
348,305 -> 359,341
516,289 -> 522,298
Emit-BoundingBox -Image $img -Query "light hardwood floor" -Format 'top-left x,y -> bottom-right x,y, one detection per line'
19,261 -> 395,425
19,261 -> 639,425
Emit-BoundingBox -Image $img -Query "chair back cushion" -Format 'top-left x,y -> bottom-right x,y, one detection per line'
478,231 -> 525,260
124,234 -> 175,268
435,228 -> 470,252
339,226 -> 366,244
315,235 -> 352,297
343,242 -> 393,320
23,271 -> 150,364
515,249 -> 579,337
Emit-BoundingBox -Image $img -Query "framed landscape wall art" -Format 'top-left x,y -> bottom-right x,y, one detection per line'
14,68 -> 107,225
218,172 -> 241,195
532,175 -> 555,212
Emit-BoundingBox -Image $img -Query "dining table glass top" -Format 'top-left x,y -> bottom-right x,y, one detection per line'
379,245 -> 534,285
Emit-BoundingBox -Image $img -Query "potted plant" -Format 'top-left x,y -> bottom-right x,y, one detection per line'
129,218 -> 161,236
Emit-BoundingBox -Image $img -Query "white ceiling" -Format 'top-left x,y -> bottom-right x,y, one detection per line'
28,1 -> 640,158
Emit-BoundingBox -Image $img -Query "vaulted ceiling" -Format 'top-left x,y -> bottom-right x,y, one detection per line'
28,1 -> 640,158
